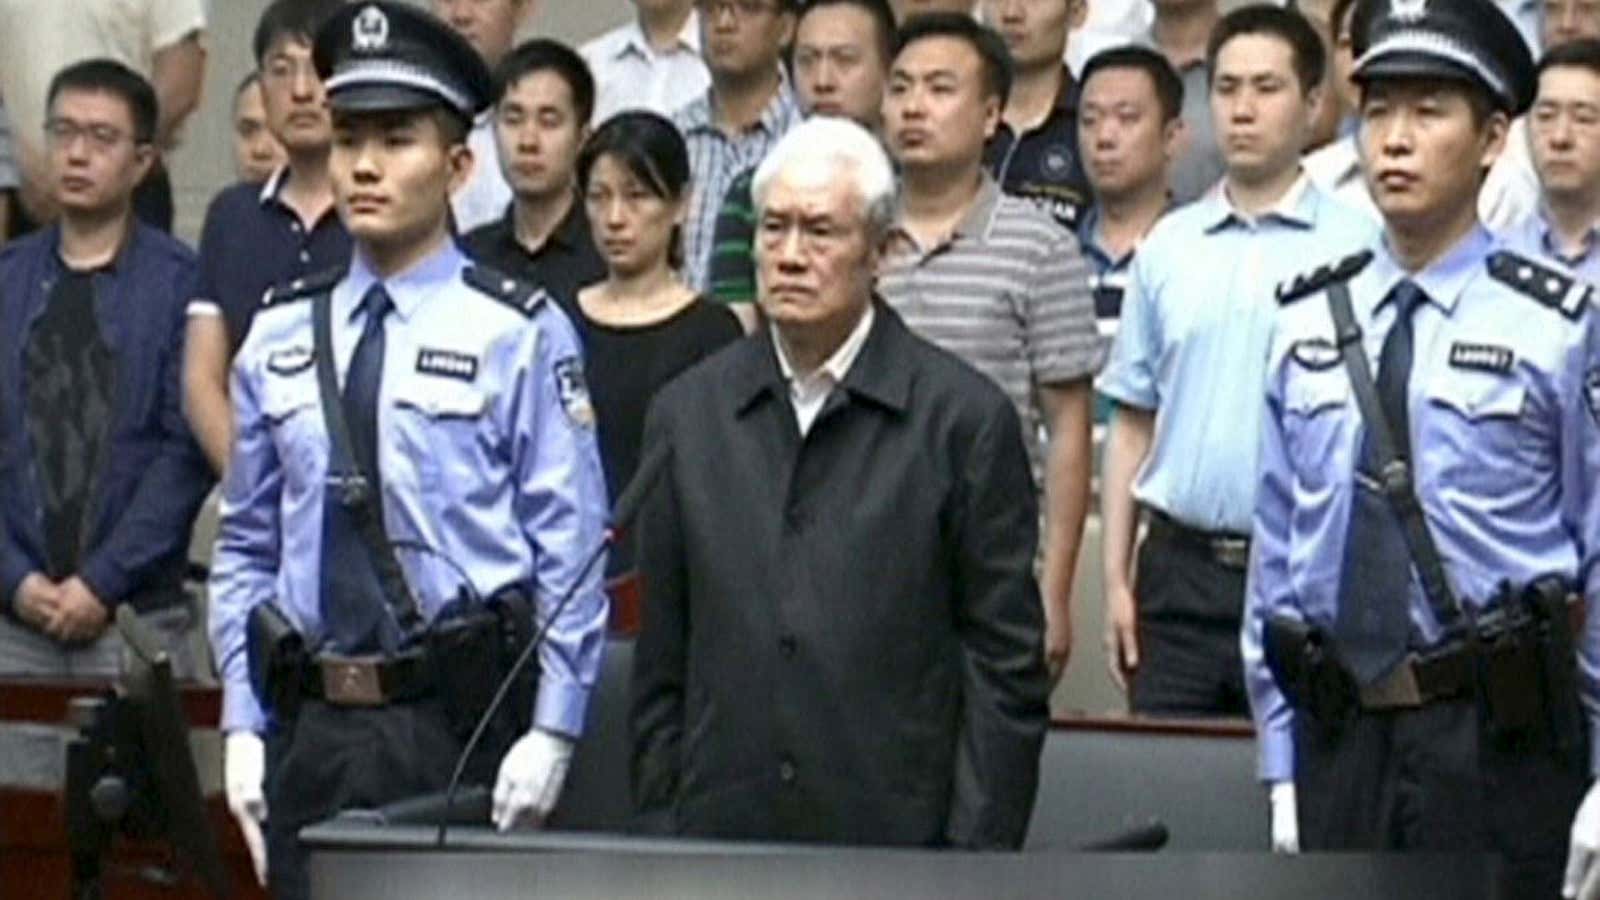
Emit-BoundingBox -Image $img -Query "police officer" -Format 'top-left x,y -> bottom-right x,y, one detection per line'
207,5 -> 609,897
1242,0 -> 1600,896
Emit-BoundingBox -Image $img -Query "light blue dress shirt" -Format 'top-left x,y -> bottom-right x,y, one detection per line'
1244,225 -> 1600,782
1505,211 -> 1600,287
209,239 -> 610,737
1096,177 -> 1376,533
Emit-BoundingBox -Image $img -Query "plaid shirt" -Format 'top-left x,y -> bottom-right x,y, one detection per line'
674,77 -> 801,293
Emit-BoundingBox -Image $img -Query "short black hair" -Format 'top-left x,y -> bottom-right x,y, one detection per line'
1538,37 -> 1600,80
893,12 -> 1014,106
234,70 -> 262,103
1080,45 -> 1185,122
254,0 -> 345,64
47,59 -> 159,143
494,38 -> 596,125
577,111 -> 691,268
1206,4 -> 1327,94
799,0 -> 898,67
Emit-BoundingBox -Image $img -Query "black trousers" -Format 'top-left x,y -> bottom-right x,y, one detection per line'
263,697 -> 489,900
1295,698 -> 1586,899
1128,526 -> 1249,717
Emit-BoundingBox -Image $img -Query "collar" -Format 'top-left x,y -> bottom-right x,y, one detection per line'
681,70 -> 795,137
736,299 -> 911,416
1370,224 -> 1492,317
1200,171 -> 1316,233
613,10 -> 700,59
992,65 -> 1078,145
341,238 -> 466,324
497,191 -> 588,256
889,172 -> 1003,254
1077,202 -> 1164,273
772,303 -> 875,386
1533,208 -> 1600,266
258,166 -> 289,205
46,219 -> 138,276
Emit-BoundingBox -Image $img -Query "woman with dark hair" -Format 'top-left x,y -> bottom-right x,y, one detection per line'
576,111 -> 741,574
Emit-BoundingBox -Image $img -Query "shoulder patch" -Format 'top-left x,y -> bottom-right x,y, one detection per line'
462,264 -> 548,318
1275,250 -> 1375,306
1486,251 -> 1592,321
261,265 -> 345,309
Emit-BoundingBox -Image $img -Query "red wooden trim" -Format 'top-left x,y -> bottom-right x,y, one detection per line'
0,678 -> 221,728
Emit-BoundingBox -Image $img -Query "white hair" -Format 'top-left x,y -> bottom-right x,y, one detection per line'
750,116 -> 898,236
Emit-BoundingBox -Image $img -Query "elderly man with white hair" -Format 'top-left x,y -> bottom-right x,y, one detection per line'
629,116 -> 1052,849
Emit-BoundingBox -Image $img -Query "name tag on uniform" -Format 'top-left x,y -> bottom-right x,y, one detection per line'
1448,342 -> 1514,375
267,346 -> 313,375
1290,338 -> 1342,370
416,348 -> 479,382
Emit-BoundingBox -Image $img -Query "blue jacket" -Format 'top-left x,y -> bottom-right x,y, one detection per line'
0,223 -> 213,616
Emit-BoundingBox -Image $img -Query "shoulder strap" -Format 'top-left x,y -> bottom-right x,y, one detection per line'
310,288 -> 423,635
1324,279 -> 1465,632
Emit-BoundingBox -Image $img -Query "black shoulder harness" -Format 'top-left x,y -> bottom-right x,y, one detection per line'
1486,250 -> 1592,321
462,264 -> 548,318
1275,250 -> 1375,306
260,265 -> 345,310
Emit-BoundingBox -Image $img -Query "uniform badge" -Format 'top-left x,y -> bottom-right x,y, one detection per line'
1043,145 -> 1073,177
1448,342 -> 1514,375
267,346 -> 314,375
1391,0 -> 1427,22
352,4 -> 389,52
1586,369 -> 1600,425
1290,338 -> 1342,370
553,357 -> 594,428
416,348 -> 478,383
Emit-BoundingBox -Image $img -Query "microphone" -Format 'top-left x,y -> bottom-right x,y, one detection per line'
435,443 -> 674,847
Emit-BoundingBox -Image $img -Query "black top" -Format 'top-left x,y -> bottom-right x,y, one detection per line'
582,297 -> 741,572
984,66 -> 1090,232
462,198 -> 607,336
25,266 -> 114,578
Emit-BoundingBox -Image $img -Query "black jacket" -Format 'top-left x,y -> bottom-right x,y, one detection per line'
630,303 -> 1050,849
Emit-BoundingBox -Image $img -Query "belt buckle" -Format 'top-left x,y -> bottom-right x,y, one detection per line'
321,657 -> 385,706
1359,655 -> 1423,710
1214,538 -> 1250,570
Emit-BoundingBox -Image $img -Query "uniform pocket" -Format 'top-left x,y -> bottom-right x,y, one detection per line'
1423,375 -> 1538,494
390,376 -> 495,502
260,372 -> 323,477
1282,372 -> 1352,495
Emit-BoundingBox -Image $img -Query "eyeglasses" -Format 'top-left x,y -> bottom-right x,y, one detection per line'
44,118 -> 142,153
695,0 -> 783,20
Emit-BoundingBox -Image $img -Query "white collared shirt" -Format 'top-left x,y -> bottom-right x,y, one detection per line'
581,11 -> 710,125
1303,134 -> 1381,226
451,116 -> 513,234
771,305 -> 876,437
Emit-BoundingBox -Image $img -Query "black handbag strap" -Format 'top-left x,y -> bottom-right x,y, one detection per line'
310,288 -> 423,634
1324,279 -> 1465,630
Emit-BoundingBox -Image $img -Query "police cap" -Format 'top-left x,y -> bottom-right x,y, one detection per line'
1351,0 -> 1535,116
312,2 -> 493,122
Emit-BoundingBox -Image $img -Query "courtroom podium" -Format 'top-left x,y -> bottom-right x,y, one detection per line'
301,820 -> 1504,900
0,677 -> 264,899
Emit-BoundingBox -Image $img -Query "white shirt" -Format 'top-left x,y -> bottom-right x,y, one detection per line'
1480,116 -> 1539,235
452,115 -> 513,233
581,11 -> 710,125
1303,133 -> 1380,226
771,305 -> 876,437
1063,0 -> 1153,75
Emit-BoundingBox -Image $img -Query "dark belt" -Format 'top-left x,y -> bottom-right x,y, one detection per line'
1358,644 -> 1476,710
301,649 -> 435,707
1145,508 -> 1251,570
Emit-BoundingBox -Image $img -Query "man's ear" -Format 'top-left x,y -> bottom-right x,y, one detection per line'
1478,109 -> 1510,171
447,140 -> 476,197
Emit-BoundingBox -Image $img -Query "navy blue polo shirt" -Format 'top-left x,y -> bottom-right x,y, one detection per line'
190,167 -> 351,350
984,66 -> 1091,233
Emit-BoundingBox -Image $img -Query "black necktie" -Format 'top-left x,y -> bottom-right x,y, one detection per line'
319,284 -> 400,654
1335,280 -> 1427,684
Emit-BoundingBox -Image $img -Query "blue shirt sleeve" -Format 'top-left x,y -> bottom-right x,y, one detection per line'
1562,308 -> 1600,774
1096,233 -> 1164,410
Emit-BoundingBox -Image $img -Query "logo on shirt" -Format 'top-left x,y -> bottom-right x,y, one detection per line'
266,346 -> 314,376
1043,145 -> 1074,177
416,348 -> 479,383
1448,342 -> 1514,375
553,357 -> 595,429
1290,338 -> 1342,370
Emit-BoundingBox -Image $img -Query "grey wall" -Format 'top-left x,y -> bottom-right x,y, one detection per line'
167,0 -> 633,242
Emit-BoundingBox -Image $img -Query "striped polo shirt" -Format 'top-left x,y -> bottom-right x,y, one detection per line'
879,173 -> 1106,487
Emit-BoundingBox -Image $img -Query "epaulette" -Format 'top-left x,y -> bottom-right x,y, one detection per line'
260,265 -> 345,309
1275,250 -> 1375,305
462,264 -> 548,318
1487,250 -> 1592,321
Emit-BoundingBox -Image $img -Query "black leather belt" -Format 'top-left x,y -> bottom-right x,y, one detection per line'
301,649 -> 435,707
1145,509 -> 1251,570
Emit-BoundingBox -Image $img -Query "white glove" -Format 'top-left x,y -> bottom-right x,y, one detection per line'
223,731 -> 268,886
491,729 -> 575,832
1269,781 -> 1300,854
1563,780 -> 1600,899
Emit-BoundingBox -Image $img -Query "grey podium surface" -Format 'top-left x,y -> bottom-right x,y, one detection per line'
304,823 -> 1501,900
